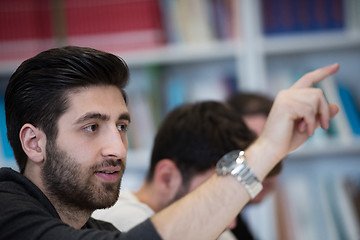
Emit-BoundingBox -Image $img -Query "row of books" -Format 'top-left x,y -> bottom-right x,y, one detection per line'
0,0 -> 240,62
262,0 -> 345,35
244,168 -> 360,240
277,173 -> 360,240
4,0 -> 359,64
0,0 -> 166,62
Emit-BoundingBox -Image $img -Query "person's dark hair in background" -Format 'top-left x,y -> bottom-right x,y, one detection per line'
147,100 -> 257,193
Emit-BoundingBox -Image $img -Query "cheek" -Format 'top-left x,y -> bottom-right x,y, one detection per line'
121,133 -> 129,149
58,138 -> 95,165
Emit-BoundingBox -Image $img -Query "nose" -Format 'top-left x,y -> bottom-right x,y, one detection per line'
101,126 -> 128,160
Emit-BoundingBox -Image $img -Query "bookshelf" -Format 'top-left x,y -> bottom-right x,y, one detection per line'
1,0 -> 360,239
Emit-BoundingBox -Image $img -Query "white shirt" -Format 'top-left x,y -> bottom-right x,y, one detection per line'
92,189 -> 154,231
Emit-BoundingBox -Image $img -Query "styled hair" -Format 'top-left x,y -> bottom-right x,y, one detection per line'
146,101 -> 257,187
5,46 -> 129,173
227,92 -> 282,177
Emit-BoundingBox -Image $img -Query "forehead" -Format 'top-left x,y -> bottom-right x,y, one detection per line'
64,85 -> 128,119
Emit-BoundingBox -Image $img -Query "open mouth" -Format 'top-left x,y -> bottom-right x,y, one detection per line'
95,170 -> 120,182
97,170 -> 117,174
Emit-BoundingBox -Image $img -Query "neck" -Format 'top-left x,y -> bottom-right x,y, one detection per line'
49,197 -> 92,229
24,167 -> 91,229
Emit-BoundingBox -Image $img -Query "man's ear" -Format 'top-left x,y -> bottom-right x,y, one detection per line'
153,159 -> 183,202
19,123 -> 46,163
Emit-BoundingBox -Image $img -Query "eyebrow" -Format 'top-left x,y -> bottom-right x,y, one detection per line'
119,112 -> 131,123
75,112 -> 131,124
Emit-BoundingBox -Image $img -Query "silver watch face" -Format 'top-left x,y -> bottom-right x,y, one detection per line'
216,150 -> 241,175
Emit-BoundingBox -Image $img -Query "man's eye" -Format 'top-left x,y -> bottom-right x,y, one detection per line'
84,124 -> 98,132
117,124 -> 128,132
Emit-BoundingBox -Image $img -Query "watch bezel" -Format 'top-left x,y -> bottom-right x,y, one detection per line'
216,150 -> 263,199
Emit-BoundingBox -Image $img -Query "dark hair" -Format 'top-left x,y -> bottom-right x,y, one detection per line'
146,101 -> 256,187
227,92 -> 273,116
5,46 -> 129,173
227,92 -> 282,177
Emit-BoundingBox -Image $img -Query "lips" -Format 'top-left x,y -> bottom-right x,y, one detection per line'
95,166 -> 122,182
98,170 -> 117,174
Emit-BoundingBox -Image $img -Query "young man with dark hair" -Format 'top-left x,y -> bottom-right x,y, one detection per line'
0,45 -> 339,239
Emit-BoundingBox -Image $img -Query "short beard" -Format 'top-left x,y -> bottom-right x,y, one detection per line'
42,139 -> 124,212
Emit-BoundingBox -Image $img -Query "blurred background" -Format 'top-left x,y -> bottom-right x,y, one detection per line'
1,0 -> 360,239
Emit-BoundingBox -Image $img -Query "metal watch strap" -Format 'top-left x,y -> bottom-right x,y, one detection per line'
231,151 -> 263,199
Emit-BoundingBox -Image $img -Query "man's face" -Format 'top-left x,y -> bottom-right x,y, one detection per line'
243,114 -> 267,136
42,85 -> 130,211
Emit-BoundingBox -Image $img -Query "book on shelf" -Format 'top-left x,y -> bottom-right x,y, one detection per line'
321,175 -> 360,239
211,0 -> 234,40
163,68 -> 237,114
159,0 -> 238,45
344,0 -> 360,33
275,173 -> 360,240
338,84 -> 360,136
127,90 -> 156,150
176,0 -> 214,44
126,67 -> 161,150
262,0 -> 345,35
0,0 -> 55,62
163,75 -> 187,113
317,76 -> 354,143
0,0 -> 167,63
279,176 -> 318,240
159,0 -> 183,44
65,0 -> 166,53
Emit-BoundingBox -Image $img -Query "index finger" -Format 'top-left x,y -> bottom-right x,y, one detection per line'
291,63 -> 340,89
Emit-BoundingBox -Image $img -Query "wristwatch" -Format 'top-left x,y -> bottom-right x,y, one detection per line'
216,150 -> 263,199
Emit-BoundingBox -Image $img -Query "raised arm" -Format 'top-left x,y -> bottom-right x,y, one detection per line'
150,63 -> 340,240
